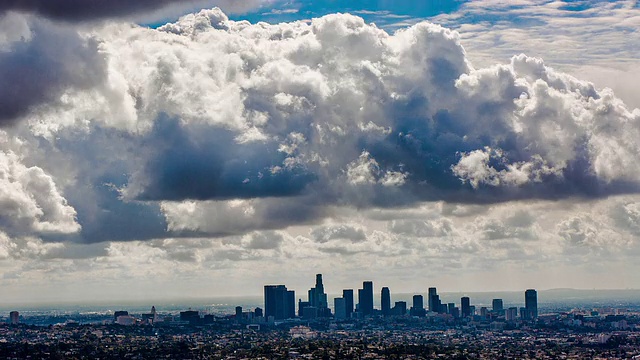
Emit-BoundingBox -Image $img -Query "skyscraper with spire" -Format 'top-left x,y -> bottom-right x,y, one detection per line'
308,274 -> 330,317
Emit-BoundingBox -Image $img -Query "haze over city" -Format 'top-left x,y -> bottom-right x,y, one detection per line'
0,0 -> 639,304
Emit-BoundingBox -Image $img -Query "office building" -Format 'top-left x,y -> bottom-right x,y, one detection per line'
334,297 -> 347,320
114,311 -> 128,322
480,307 -> 488,318
302,306 -> 318,320
428,287 -> 446,313
428,288 -> 437,312
287,290 -> 296,318
358,281 -> 374,316
506,307 -> 518,321
492,299 -> 504,313
308,274 -> 329,317
381,287 -> 391,316
343,289 -> 354,317
461,297 -> 471,318
298,300 -> 310,317
525,289 -> 538,319
180,310 -> 200,325
255,307 -> 263,318
235,306 -> 243,319
264,285 -> 295,320
411,295 -> 426,317
9,311 -> 18,325
391,301 -> 407,316
117,315 -> 135,326
450,306 -> 460,318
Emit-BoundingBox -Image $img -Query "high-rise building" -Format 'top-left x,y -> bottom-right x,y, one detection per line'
480,307 -> 488,318
334,297 -> 347,320
302,306 -> 318,319
180,310 -> 200,324
298,300 -> 310,317
506,307 -> 518,321
525,289 -> 538,319
343,289 -> 354,317
255,307 -> 263,318
286,290 -> 296,319
428,287 -> 446,313
461,297 -> 471,318
359,281 -> 374,316
235,306 -> 243,319
413,294 -> 424,310
9,311 -> 18,325
428,288 -> 437,312
308,274 -> 329,316
492,299 -> 504,312
381,287 -> 391,316
411,295 -> 426,317
450,305 -> 460,318
391,301 -> 407,316
264,285 -> 295,320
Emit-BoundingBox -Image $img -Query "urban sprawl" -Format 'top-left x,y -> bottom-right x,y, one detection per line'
2,275 -> 640,359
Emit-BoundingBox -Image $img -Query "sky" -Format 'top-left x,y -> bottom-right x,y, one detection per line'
0,0 -> 639,303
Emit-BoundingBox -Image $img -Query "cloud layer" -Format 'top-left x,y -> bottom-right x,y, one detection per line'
0,0 -> 266,22
2,8 -> 638,243
0,6 -> 640,298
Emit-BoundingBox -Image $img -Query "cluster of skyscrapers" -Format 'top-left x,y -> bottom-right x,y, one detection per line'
264,275 -> 538,322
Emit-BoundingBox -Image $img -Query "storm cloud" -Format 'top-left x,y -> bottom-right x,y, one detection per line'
0,13 -> 106,126
0,0 -> 266,22
105,9 -> 640,208
2,8 -> 640,242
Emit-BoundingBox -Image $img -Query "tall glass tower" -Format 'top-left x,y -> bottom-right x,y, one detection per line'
359,281 -> 374,316
381,287 -> 391,316
525,289 -> 538,319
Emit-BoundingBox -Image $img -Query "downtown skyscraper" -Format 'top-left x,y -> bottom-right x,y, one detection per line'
381,287 -> 391,316
308,274 -> 330,317
525,289 -> 538,319
264,285 -> 295,320
358,281 -> 374,316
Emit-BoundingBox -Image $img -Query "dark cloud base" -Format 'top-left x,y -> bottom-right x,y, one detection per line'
0,0 -> 191,21
0,17 -> 106,126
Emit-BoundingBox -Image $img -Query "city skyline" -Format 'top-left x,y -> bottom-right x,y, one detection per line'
0,0 -> 639,302
265,273 -> 539,321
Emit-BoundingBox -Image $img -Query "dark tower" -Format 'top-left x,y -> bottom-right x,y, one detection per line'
525,289 -> 538,319
492,299 -> 504,312
359,281 -> 374,316
461,296 -> 471,317
428,287 -> 437,312
264,285 -> 291,320
343,289 -> 354,317
381,287 -> 391,316
411,295 -> 426,317
308,274 -> 329,316
286,290 -> 296,319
